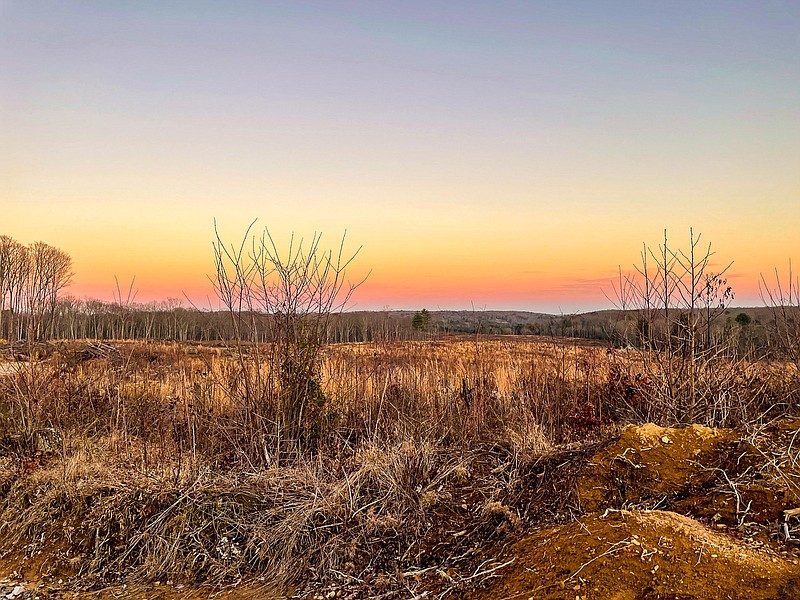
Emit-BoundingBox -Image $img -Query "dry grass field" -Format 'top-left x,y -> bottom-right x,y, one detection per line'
0,336 -> 798,599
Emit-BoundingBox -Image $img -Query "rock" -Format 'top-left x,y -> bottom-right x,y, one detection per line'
8,585 -> 25,599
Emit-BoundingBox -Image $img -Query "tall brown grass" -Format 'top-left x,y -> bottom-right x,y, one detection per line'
2,336 -> 798,473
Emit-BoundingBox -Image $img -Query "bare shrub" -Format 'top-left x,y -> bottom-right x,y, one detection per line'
606,229 -> 774,426
209,222 -> 362,462
760,261 -> 800,368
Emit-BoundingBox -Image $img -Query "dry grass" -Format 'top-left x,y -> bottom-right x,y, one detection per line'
0,336 -> 798,596
0,434 -> 544,597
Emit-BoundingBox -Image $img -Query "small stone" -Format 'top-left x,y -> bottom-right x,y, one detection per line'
661,435 -> 672,444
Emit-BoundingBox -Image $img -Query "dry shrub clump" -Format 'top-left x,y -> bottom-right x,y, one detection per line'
0,434 -> 543,596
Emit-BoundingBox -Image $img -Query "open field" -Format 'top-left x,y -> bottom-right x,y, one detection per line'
0,337 -> 798,598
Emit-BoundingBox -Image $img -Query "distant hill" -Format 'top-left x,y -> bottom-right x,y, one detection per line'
339,306 -> 784,340
341,309 -> 558,336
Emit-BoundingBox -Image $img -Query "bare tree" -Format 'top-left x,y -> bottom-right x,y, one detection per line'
25,241 -> 73,342
0,235 -> 17,340
0,236 -> 30,344
609,229 -> 740,425
760,261 -> 800,368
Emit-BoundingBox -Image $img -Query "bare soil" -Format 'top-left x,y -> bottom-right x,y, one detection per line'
468,509 -> 799,600
467,419 -> 800,600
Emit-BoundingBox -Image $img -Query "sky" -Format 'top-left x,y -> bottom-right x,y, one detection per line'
1,1 -> 798,313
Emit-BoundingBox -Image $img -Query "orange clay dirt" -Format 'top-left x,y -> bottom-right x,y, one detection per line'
467,420 -> 800,600
576,423 -> 738,513
467,508 -> 799,600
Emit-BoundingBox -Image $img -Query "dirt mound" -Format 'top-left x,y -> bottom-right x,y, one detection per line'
576,420 -> 800,527
469,509 -> 800,600
469,420 -> 800,600
577,423 -> 736,512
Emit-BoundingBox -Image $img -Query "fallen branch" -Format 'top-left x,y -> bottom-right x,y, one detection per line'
566,537 -> 630,582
